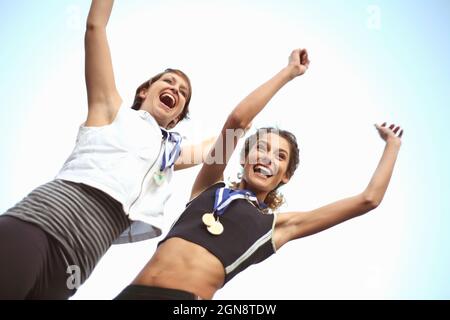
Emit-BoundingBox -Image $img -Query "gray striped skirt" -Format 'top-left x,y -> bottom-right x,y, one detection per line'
4,179 -> 130,284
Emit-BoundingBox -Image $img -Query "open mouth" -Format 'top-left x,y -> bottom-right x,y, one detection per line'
253,164 -> 273,178
159,93 -> 176,109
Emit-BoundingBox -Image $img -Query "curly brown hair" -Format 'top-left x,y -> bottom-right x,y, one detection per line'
131,68 -> 192,123
231,127 -> 300,212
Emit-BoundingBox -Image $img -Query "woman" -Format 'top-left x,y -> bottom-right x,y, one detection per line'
115,48 -> 403,300
0,0 -> 212,299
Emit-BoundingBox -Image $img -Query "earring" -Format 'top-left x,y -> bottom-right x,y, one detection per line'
237,168 -> 243,180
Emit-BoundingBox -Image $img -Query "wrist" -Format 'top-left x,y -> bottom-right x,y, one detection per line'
386,137 -> 402,148
281,66 -> 298,81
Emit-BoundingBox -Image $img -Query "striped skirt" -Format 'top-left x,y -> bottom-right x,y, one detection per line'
4,179 -> 130,284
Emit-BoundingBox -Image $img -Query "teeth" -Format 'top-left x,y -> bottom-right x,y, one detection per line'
160,93 -> 175,108
254,165 -> 272,176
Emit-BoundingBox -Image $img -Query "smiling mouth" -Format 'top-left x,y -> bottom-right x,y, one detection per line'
253,164 -> 273,178
159,93 -> 176,109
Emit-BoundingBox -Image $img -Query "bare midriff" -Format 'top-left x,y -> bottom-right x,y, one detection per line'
132,237 -> 225,299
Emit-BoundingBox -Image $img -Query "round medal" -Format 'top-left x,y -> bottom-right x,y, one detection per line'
202,213 -> 216,226
207,220 -> 224,235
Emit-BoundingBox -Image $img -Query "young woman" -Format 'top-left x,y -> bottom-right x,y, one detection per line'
0,0 -> 213,299
115,48 -> 403,300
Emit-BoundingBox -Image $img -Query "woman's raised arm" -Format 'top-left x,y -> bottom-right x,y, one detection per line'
85,0 -> 122,126
274,123 -> 403,249
190,49 -> 310,200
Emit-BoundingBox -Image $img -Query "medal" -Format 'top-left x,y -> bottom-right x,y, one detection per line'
202,213 -> 216,226
207,220 -> 224,235
201,187 -> 268,236
153,170 -> 166,185
203,213 -> 224,235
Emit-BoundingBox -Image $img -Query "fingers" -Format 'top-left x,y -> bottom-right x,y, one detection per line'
300,49 -> 310,67
392,125 -> 404,137
377,122 -> 404,138
291,48 -> 310,67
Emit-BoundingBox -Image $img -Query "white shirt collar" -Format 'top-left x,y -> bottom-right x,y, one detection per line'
136,109 -> 160,128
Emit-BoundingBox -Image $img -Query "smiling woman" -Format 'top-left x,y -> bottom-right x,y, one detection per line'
0,0 -> 213,299
236,127 -> 300,211
130,69 -> 192,129
115,48 -> 403,300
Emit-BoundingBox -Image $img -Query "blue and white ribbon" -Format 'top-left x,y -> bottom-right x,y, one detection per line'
160,128 -> 182,171
213,187 -> 267,216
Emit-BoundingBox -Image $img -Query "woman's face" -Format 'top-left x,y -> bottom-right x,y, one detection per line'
242,132 -> 291,193
139,72 -> 190,129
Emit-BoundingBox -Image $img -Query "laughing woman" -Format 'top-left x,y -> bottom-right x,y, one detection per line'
0,0 -> 214,299
115,48 -> 403,300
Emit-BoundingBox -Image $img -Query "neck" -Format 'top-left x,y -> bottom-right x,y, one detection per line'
238,180 -> 269,205
141,106 -> 170,129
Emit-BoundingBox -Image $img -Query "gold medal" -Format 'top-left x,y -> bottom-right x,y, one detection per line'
202,213 -> 216,226
207,220 -> 224,235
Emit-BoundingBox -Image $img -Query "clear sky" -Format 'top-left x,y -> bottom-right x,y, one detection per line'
0,0 -> 449,299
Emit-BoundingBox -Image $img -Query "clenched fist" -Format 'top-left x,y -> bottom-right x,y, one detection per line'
287,48 -> 310,79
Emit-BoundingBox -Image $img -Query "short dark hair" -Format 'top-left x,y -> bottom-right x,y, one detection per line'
131,68 -> 192,122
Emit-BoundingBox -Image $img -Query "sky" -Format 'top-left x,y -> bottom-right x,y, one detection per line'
0,0 -> 449,299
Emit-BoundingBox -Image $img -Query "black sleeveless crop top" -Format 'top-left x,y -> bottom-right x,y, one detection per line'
159,182 -> 276,284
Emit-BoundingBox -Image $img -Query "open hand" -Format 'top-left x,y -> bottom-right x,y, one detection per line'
375,122 -> 404,144
288,48 -> 310,78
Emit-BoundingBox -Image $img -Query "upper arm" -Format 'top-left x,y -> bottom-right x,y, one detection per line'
189,116 -> 243,200
84,24 -> 121,126
273,194 -> 378,249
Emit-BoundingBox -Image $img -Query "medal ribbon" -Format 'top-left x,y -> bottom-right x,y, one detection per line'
160,129 -> 182,171
213,187 -> 267,217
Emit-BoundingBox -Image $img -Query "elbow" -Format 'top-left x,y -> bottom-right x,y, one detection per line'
361,192 -> 381,210
226,111 -> 249,130
85,21 -> 106,32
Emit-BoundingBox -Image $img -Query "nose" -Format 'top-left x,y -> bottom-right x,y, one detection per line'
169,85 -> 179,95
259,154 -> 271,166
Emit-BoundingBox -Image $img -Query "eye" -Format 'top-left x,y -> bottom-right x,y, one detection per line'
277,153 -> 287,161
256,142 -> 267,151
163,78 -> 173,84
180,89 -> 188,98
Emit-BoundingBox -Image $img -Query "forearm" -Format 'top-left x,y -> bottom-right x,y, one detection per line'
175,136 -> 216,170
363,140 -> 401,206
86,0 -> 114,28
229,67 -> 294,129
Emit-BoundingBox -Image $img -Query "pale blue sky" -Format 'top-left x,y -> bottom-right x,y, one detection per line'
0,0 -> 449,299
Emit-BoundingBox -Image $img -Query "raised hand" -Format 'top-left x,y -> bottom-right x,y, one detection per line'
375,122 -> 404,144
287,48 -> 310,79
